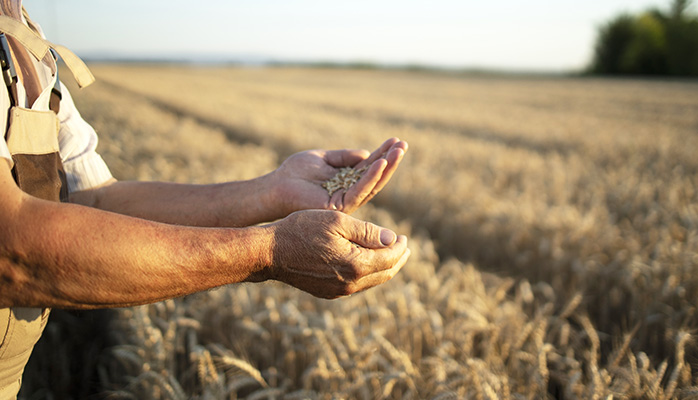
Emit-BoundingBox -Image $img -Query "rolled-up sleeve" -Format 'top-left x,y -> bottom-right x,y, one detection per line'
0,138 -> 10,166
57,82 -> 113,193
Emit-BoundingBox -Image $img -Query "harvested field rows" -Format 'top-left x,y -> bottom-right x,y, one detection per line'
21,65 -> 698,399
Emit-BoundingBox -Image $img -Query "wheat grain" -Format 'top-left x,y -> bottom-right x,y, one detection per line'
129,371 -> 185,400
667,331 -> 691,395
209,343 -> 268,388
558,293 -> 583,319
512,322 -> 535,354
609,323 -> 641,369
466,359 -> 485,400
373,333 -> 416,376
649,360 -> 668,399
339,319 -> 359,354
29,66 -> 698,400
381,376 -> 399,399
537,343 -> 552,388
313,329 -> 344,376
194,347 -> 218,385
322,165 -> 369,196
499,375 -> 511,400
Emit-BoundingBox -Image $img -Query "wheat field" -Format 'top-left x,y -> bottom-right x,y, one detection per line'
19,65 -> 698,399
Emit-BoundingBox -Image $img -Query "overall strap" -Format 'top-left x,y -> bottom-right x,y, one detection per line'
0,33 -> 60,116
0,14 -> 94,88
48,49 -> 61,114
0,32 -> 18,108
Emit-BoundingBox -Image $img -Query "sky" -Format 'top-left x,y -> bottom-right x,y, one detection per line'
24,0 -> 668,72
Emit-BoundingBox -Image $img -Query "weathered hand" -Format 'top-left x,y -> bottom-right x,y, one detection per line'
257,210 -> 410,299
273,137 -> 408,215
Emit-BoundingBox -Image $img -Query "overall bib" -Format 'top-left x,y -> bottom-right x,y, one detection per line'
0,10 -> 94,398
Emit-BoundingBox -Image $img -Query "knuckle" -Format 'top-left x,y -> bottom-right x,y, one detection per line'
323,209 -> 343,225
366,191 -> 377,201
363,223 -> 373,241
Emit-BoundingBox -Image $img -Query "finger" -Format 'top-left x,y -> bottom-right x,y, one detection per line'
328,189 -> 343,210
353,137 -> 401,170
387,140 -> 408,154
358,146 -> 405,207
309,235 -> 409,299
340,158 -> 387,212
341,216 -> 400,250
324,149 -> 371,168
349,246 -> 411,294
344,234 -> 408,286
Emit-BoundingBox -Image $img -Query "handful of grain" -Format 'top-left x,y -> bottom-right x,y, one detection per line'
322,165 -> 369,196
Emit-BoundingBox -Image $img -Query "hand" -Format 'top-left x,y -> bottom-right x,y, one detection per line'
273,138 -> 408,215
255,210 -> 410,299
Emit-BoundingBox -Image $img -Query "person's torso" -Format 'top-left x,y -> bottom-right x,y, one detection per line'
0,2 -> 68,397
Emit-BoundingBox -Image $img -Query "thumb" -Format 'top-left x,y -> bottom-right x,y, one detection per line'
379,229 -> 397,246
348,220 -> 397,249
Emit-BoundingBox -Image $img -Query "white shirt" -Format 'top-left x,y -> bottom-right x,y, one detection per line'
0,11 -> 112,193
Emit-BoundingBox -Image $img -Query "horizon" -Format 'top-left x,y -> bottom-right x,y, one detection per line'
25,0 -> 670,73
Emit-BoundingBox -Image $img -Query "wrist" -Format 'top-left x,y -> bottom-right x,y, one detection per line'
210,173 -> 283,227
264,169 -> 296,219
237,224 -> 277,282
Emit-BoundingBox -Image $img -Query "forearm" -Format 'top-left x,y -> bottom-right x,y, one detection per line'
70,173 -> 287,227
0,195 -> 273,309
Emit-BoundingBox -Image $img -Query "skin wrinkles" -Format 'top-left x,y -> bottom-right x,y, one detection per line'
0,137 -> 409,308
263,210 -> 407,299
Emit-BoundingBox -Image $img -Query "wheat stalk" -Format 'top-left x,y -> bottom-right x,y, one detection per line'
558,293 -> 583,319
33,65 -> 698,400
246,387 -> 285,400
373,332 -> 416,376
209,343 -> 268,388
664,331 -> 691,398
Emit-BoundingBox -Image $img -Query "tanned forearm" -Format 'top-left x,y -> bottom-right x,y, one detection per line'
0,189 -> 273,310
70,172 -> 286,227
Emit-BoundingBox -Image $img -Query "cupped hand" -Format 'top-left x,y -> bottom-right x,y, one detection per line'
273,137 -> 408,215
258,210 -> 410,299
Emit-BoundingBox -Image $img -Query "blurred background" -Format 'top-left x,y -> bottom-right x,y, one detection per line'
15,1 -> 698,399
24,0 -> 698,75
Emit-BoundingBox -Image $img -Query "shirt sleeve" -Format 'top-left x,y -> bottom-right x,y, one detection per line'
57,82 -> 114,193
0,138 -> 10,165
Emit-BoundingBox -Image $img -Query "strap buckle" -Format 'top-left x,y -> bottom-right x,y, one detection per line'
0,33 -> 17,88
0,33 -> 18,107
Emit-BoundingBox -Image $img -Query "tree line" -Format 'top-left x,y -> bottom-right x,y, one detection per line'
591,0 -> 698,76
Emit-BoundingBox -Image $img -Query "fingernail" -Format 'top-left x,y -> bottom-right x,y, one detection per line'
380,229 -> 396,246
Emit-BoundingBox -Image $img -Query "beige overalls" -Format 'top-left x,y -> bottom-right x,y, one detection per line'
0,9 -> 94,398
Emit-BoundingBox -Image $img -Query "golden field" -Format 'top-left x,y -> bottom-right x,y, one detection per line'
20,65 -> 698,399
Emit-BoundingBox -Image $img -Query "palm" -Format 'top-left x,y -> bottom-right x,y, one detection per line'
275,138 -> 408,215
277,151 -> 338,210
